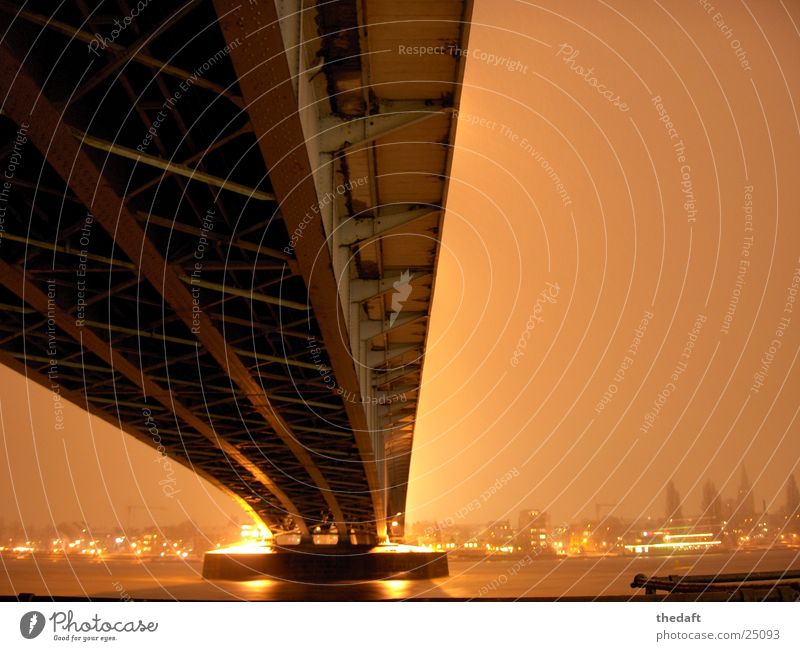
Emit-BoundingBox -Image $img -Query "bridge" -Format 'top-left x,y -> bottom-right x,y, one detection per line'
0,0 -> 471,565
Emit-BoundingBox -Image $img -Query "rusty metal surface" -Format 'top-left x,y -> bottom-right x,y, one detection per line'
0,256 -> 305,532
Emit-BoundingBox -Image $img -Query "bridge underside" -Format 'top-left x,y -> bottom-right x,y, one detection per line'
0,0 -> 471,546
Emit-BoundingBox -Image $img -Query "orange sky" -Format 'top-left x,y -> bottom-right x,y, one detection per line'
406,0 -> 800,525
1,0 -> 799,532
0,368 -> 245,530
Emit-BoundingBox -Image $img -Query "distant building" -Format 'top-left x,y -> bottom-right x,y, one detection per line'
481,520 -> 514,549
517,510 -> 549,551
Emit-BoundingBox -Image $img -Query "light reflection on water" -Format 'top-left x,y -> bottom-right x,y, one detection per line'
381,580 -> 412,600
241,579 -> 274,590
233,577 -> 416,601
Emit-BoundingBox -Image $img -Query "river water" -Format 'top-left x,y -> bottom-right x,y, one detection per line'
1,549 -> 797,600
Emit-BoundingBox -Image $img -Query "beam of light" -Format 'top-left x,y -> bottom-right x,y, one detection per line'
664,533 -> 715,541
625,540 -> 722,553
369,543 -> 432,553
205,543 -> 274,555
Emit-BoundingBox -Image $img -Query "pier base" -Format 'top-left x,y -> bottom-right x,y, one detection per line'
202,544 -> 449,582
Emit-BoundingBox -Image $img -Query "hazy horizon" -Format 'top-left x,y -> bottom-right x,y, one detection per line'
1,0 -> 799,537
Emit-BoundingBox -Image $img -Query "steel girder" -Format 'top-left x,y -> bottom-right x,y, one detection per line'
0,347 -> 269,530
213,0 -> 387,539
0,257 -> 303,531
0,41 -> 350,534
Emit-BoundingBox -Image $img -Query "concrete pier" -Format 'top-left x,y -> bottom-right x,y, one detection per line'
202,544 -> 449,582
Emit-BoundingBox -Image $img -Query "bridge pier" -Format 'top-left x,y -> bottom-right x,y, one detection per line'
202,544 -> 449,582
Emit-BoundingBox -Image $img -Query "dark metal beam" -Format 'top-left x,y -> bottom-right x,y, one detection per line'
0,45 -> 343,531
0,348 -> 274,529
67,1 -> 199,106
0,258 -> 305,532
0,2 -> 244,106
136,212 -> 292,263
74,130 -> 275,201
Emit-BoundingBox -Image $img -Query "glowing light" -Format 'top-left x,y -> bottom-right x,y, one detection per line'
244,579 -> 274,588
624,540 -> 721,553
206,543 -> 273,555
370,543 -> 430,554
380,579 -> 410,599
